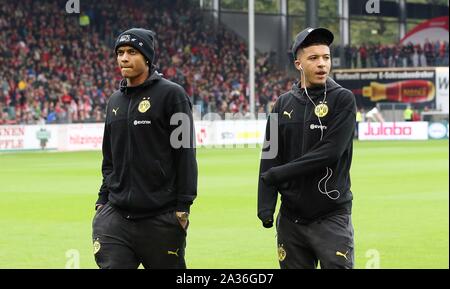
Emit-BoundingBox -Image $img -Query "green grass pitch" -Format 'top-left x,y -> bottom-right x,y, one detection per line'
0,140 -> 448,268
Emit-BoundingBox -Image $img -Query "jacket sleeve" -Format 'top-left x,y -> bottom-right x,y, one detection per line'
257,100 -> 282,227
169,89 -> 198,213
96,112 -> 112,207
265,90 -> 356,184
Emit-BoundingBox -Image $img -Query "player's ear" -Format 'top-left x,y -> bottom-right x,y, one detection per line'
294,59 -> 303,72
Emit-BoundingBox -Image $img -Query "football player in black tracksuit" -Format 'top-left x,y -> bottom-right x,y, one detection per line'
92,28 -> 197,269
258,28 -> 356,269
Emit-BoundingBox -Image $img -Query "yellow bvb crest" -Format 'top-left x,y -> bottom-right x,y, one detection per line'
138,98 -> 151,113
314,102 -> 328,118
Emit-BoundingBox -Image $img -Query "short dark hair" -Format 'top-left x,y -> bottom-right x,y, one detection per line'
296,40 -> 331,59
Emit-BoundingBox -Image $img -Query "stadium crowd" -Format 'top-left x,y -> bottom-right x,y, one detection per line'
0,0 -> 292,125
343,41 -> 449,68
1,0 -> 448,125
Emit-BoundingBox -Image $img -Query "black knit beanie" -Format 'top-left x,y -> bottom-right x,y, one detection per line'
114,28 -> 156,64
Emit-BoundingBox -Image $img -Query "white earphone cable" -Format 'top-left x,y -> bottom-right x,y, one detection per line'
301,69 -> 340,200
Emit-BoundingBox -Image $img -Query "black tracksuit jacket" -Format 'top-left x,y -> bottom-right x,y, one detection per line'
96,71 -> 197,219
258,77 -> 356,224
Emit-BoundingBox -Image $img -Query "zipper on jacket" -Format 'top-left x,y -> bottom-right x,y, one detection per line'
298,95 -> 309,204
301,96 -> 308,156
126,94 -> 133,217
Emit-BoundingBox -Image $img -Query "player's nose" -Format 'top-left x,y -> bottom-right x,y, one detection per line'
120,53 -> 130,62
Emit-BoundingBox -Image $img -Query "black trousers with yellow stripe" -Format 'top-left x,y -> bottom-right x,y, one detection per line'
92,202 -> 187,269
276,212 -> 354,269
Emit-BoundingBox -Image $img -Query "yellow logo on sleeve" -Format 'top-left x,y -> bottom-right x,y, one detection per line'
278,244 -> 286,261
93,239 -> 101,255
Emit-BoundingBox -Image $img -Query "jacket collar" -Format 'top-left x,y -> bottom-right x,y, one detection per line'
119,69 -> 162,95
291,77 -> 341,103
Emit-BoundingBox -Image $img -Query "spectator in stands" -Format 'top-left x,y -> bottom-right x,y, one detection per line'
412,109 -> 421,121
344,45 -> 352,68
366,106 -> 385,122
355,107 -> 364,139
359,44 -> 368,68
403,105 -> 414,121
424,39 -> 434,66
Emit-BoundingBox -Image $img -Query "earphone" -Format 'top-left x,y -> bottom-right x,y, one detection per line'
300,63 -> 340,200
